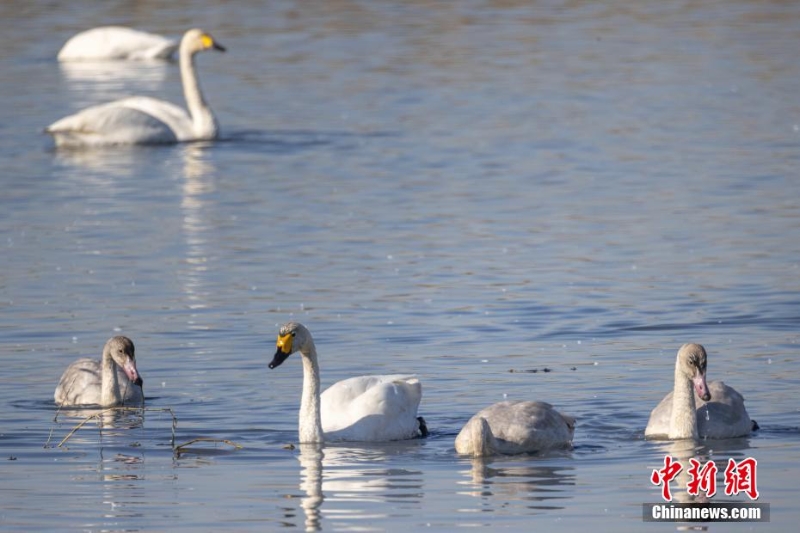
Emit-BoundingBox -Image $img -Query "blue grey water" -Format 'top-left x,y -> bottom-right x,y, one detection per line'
1,1 -> 799,531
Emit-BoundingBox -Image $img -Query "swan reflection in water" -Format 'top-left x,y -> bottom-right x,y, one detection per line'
58,60 -> 171,111
457,454 -> 576,513
293,442 -> 426,532
298,444 -> 324,532
54,405 -> 145,441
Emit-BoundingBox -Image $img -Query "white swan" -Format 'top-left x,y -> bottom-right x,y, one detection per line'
58,26 -> 178,61
455,400 -> 575,457
645,343 -> 755,440
46,28 -> 224,147
268,322 -> 427,443
54,336 -> 144,407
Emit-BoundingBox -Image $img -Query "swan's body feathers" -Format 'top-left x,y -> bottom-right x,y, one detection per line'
58,26 -> 178,61
321,375 -> 422,441
55,357 -> 143,406
645,380 -> 752,439
455,400 -> 575,457
46,98 -> 181,146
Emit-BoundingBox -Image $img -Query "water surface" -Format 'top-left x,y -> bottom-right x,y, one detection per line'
1,1 -> 799,531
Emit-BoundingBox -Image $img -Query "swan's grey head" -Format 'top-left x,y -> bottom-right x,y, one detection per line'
269,322 -> 312,369
182,28 -> 226,54
677,343 -> 710,401
104,336 -> 143,387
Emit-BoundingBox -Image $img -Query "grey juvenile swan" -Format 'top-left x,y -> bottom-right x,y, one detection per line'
455,400 -> 575,457
54,336 -> 144,407
645,343 -> 755,440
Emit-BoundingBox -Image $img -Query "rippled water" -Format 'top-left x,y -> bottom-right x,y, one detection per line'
1,1 -> 799,531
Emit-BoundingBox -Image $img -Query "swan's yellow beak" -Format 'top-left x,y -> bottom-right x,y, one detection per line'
201,34 -> 226,52
276,332 -> 293,354
269,332 -> 294,369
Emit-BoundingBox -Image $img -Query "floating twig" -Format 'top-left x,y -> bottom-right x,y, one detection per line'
57,407 -> 121,447
174,437 -> 243,454
50,406 -> 177,449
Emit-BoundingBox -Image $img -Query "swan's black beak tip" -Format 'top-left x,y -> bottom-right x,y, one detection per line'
269,349 -> 290,370
134,376 -> 144,387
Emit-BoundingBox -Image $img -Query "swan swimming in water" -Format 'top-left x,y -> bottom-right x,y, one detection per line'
645,343 -> 755,440
46,28 -> 224,147
455,400 -> 575,457
54,336 -> 144,407
268,322 -> 427,443
58,26 -> 179,61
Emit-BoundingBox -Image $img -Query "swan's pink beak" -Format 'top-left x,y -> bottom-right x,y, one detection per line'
693,372 -> 710,402
123,359 -> 143,388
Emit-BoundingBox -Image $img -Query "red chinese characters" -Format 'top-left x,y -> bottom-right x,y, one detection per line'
651,456 -> 759,502
686,458 -> 718,497
651,455 -> 682,501
724,457 -> 759,500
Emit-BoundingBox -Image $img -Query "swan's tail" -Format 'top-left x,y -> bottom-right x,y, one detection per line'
416,416 -> 429,438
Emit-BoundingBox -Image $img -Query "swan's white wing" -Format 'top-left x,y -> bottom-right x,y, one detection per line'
54,357 -> 144,407
58,26 -> 178,61
645,392 -> 674,437
55,358 -> 101,405
321,375 -> 422,441
46,97 -> 189,146
117,96 -> 195,139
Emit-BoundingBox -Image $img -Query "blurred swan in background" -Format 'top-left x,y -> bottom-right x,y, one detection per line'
455,400 -> 575,457
54,336 -> 144,407
46,28 -> 224,147
268,322 -> 428,443
58,26 -> 178,61
645,343 -> 755,440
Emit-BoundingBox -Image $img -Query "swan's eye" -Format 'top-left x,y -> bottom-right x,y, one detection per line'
291,331 -> 296,337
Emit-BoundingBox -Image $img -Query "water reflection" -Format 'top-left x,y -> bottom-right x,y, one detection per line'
58,60 -> 172,108
179,143 -> 216,322
457,455 -> 576,512
292,443 -> 426,531
298,444 -> 324,532
51,406 -> 145,448
52,144 -> 154,178
97,446 -> 147,525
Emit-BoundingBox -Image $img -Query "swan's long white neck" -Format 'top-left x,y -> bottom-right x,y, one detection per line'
298,343 -> 324,443
180,44 -> 218,140
101,349 -> 122,407
669,358 -> 698,440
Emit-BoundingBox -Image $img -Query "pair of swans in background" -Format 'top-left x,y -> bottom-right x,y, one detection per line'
47,28 -> 224,147
53,323 -> 755,455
